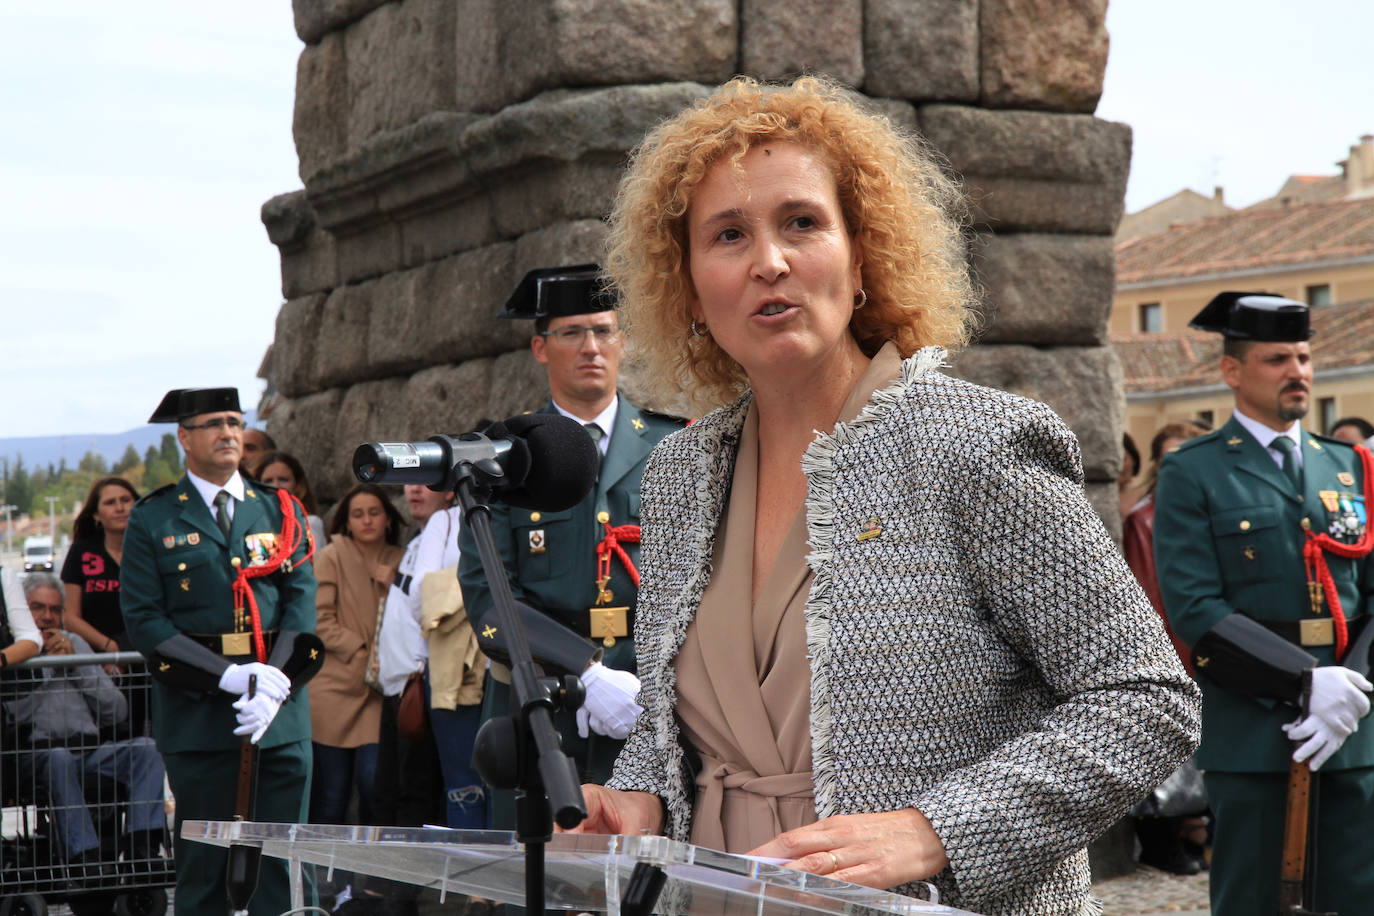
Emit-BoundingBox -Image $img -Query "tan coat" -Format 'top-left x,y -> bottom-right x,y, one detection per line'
419,565 -> 486,710
310,534 -> 402,748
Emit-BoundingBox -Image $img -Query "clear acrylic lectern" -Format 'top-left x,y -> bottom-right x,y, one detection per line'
184,821 -> 986,915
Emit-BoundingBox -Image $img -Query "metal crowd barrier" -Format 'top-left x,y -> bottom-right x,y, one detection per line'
1,652 -> 173,916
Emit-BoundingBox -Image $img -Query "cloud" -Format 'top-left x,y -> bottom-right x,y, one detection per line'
0,2 -> 298,437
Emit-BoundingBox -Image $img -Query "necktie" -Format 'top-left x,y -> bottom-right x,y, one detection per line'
214,490 -> 233,539
1271,436 -> 1303,493
585,423 -> 603,473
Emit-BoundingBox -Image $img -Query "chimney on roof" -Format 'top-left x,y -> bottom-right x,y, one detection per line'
1347,135 -> 1374,198
1213,186 -> 1225,204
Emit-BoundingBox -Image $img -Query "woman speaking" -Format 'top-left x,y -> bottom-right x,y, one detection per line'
575,77 -> 1201,916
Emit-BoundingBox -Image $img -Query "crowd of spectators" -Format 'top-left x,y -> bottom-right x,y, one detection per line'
0,434 -> 490,914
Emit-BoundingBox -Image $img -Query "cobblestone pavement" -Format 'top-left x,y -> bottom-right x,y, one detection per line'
1092,863 -> 1210,915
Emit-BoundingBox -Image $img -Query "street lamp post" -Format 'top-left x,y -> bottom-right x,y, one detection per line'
46,495 -> 59,550
1,504 -> 14,559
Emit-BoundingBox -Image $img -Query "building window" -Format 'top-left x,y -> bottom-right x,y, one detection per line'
1139,302 -> 1162,333
1198,410 -> 1214,429
1306,284 -> 1331,307
1320,397 -> 1337,434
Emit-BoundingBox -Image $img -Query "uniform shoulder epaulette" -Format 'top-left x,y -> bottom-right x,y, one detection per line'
1172,430 -> 1221,453
1310,432 -> 1357,450
135,483 -> 177,506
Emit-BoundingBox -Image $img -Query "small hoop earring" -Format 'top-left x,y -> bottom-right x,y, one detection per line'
690,319 -> 708,338
853,288 -> 868,310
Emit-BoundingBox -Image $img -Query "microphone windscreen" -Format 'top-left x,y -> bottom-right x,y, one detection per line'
500,413 -> 598,511
476,420 -> 532,490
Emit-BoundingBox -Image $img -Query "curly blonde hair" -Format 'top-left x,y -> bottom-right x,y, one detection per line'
606,75 -> 976,412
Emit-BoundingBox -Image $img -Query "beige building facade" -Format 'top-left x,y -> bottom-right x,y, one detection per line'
1109,194 -> 1374,451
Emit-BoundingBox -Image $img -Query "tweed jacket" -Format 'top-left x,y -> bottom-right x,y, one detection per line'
605,348 -> 1201,916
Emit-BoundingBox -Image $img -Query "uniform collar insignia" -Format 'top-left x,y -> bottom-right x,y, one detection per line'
178,492 -> 189,502
1227,436 -> 1243,446
631,417 -> 645,431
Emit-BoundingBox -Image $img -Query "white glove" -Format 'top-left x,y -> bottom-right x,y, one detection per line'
1309,666 -> 1371,732
578,662 -> 643,740
233,691 -> 284,744
218,663 -> 290,702
1282,666 -> 1373,771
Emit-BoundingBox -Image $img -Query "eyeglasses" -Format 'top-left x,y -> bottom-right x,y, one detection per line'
538,324 -> 622,348
28,602 -> 64,615
181,416 -> 245,432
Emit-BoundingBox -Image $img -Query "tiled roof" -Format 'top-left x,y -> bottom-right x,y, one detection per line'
1111,298 -> 1374,393
1116,196 -> 1374,286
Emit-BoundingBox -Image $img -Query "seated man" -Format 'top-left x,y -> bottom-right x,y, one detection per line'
4,573 -> 167,881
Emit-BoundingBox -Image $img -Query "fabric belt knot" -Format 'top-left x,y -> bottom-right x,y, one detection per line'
214,489 -> 233,539
1271,436 -> 1303,493
694,752 -> 814,854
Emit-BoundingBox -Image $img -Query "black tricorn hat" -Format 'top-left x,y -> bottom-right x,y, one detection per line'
1189,292 -> 1314,341
498,263 -> 617,320
148,388 -> 242,423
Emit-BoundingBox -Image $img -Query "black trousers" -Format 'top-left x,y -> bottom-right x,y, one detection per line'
366,694 -> 446,902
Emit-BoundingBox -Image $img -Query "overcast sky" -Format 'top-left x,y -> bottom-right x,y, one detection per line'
2,0 -> 1369,439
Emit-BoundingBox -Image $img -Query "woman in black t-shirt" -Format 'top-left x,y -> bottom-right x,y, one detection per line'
61,476 -> 139,651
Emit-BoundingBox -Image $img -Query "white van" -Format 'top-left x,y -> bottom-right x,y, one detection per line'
22,535 -> 54,573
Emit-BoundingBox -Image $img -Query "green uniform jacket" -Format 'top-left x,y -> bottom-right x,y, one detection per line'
459,397 -> 682,784
460,396 -> 684,675
121,475 -> 318,754
1154,416 -> 1373,772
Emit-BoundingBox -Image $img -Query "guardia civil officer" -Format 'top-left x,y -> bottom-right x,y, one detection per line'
1154,294 -> 1374,916
457,265 -> 684,827
121,388 -> 323,915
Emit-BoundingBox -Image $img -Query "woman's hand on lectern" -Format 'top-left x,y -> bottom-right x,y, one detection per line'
562,785 -> 664,837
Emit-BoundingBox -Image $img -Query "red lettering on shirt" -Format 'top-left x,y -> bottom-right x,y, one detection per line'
81,552 -> 105,577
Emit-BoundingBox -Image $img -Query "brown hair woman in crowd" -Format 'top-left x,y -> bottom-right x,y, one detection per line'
309,485 -> 405,826
61,476 -> 140,653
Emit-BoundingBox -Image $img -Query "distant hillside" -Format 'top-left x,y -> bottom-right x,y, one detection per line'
0,411 -> 258,471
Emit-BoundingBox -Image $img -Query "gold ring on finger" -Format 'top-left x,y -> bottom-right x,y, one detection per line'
827,851 -> 840,873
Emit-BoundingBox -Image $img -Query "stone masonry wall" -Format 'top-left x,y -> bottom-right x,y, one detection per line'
262,0 -> 1129,536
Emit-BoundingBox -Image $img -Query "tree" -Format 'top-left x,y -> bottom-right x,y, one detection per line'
78,450 -> 109,475
159,433 -> 182,477
113,444 -> 141,475
143,445 -> 159,469
7,455 -> 33,516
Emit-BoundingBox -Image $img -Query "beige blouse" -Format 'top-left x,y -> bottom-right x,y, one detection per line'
674,344 -> 902,854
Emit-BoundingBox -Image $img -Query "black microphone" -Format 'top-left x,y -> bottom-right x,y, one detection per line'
352,413 -> 598,512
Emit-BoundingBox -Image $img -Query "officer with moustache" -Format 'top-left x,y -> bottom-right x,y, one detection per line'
458,265 -> 684,828
1154,294 -> 1374,916
121,388 -> 322,915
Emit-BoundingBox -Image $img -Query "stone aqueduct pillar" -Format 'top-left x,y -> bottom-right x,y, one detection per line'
261,0 -> 1128,532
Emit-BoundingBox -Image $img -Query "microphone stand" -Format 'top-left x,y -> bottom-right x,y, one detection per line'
456,461 -> 587,916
